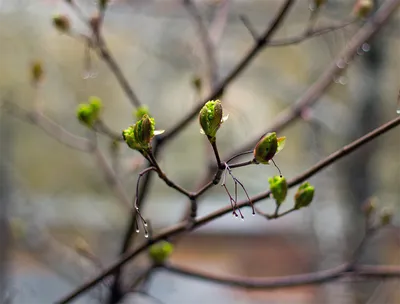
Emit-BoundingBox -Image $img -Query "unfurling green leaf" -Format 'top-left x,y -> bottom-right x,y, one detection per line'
294,182 -> 315,209
134,105 -> 150,120
76,96 -> 103,127
149,241 -> 174,264
122,114 -> 164,152
199,100 -> 225,142
253,132 -> 285,164
269,175 -> 288,205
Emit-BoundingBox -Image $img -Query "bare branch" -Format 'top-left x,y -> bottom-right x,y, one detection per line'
158,0 -> 296,144
3,102 -> 92,152
225,0 -> 400,161
184,0 -> 218,91
161,263 -> 400,289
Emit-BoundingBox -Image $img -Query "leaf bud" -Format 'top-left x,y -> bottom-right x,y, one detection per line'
294,182 -> 315,209
31,60 -> 44,84
269,175 -> 288,205
149,241 -> 174,264
199,100 -> 225,142
253,133 -> 286,164
52,14 -> 70,33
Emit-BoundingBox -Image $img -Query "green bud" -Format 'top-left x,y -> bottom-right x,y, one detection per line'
253,132 -> 286,164
122,126 -> 141,150
31,60 -> 44,84
88,96 -> 102,119
199,100 -> 224,141
122,114 -> 156,151
380,208 -> 393,226
294,182 -> 315,209
269,175 -> 288,205
137,114 -> 154,145
76,96 -> 102,127
353,0 -> 373,18
134,105 -> 150,120
149,241 -> 174,264
52,14 -> 70,33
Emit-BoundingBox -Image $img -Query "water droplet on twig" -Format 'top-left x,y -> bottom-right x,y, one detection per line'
334,76 -> 348,85
362,43 -> 371,52
336,59 -> 346,69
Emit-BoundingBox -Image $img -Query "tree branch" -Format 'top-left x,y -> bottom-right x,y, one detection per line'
55,114 -> 400,304
94,34 -> 142,108
184,0 -> 218,91
3,102 -> 92,152
161,263 -> 400,289
158,0 -> 296,144
225,0 -> 400,162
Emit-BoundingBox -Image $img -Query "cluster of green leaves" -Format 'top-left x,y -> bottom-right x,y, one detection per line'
76,96 -> 103,127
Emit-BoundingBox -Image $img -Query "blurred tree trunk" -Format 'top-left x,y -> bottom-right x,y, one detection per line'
339,2 -> 386,301
0,107 -> 13,303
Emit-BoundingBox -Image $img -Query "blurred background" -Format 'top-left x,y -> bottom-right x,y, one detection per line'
0,0 -> 399,303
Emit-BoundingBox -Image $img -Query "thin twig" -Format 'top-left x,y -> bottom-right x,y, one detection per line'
158,0 -> 296,144
225,0 -> 399,161
65,0 -> 142,109
4,102 -> 92,152
268,20 -> 355,47
228,159 -> 254,169
147,152 -> 194,199
240,14 -> 259,40
156,224 -> 390,289
161,263 -> 400,289
94,120 -> 123,141
210,140 -> 223,168
93,147 -> 132,210
94,34 -> 142,108
184,0 -> 218,91
54,114 -> 400,304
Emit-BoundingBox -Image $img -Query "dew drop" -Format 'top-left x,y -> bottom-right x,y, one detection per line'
82,71 -> 91,79
396,98 -> 400,114
336,59 -> 346,69
144,222 -> 148,227
241,217 -> 245,222
334,75 -> 348,85
144,232 -> 149,238
362,43 -> 371,52
135,228 -> 140,233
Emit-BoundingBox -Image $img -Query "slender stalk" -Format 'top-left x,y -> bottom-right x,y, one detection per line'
55,115 -> 400,304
